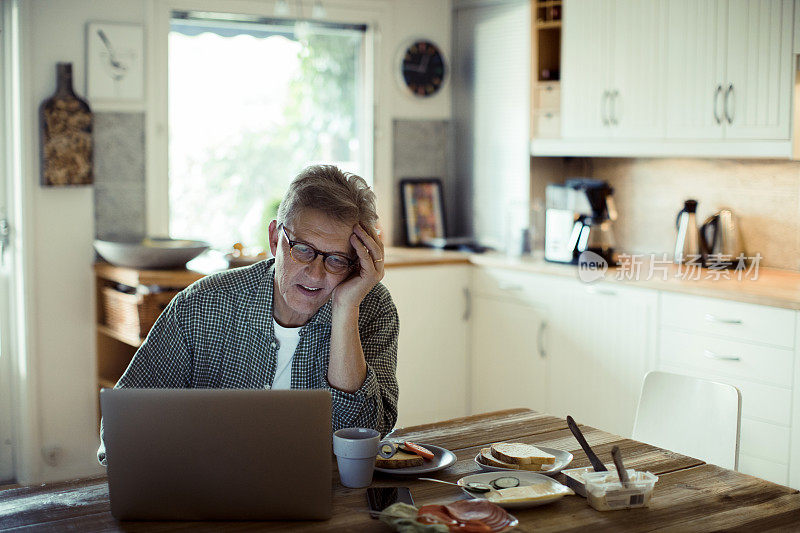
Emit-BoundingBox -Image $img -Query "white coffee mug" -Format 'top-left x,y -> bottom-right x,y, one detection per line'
332,428 -> 380,488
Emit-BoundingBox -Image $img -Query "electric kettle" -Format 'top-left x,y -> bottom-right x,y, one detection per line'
674,199 -> 702,264
700,208 -> 746,267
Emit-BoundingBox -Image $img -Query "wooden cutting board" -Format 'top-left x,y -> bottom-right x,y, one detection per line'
39,62 -> 93,186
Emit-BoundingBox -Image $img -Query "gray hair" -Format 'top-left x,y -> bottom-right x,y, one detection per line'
276,165 -> 378,229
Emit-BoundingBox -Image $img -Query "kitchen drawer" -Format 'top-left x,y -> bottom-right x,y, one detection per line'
739,417 -> 791,463
472,267 -> 564,306
660,293 -> 795,348
738,453 -> 789,486
533,111 -> 561,138
660,364 -> 792,426
534,82 -> 560,109
659,328 -> 793,388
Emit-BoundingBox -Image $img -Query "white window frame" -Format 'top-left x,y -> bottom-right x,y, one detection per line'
145,0 -> 388,239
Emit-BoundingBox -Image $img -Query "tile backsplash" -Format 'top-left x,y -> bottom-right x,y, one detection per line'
93,112 -> 146,240
573,158 -> 800,271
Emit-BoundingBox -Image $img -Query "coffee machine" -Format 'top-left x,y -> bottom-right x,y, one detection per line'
544,178 -> 617,265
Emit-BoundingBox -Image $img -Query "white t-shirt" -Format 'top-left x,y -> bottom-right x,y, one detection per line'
271,320 -> 302,390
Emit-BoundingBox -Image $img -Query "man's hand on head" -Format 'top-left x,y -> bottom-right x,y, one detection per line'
331,223 -> 385,314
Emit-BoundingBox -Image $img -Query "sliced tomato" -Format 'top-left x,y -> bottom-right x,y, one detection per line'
403,441 -> 435,460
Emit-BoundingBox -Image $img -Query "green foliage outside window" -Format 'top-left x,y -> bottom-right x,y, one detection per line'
169,28 -> 362,252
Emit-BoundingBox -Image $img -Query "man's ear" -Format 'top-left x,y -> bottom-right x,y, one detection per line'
268,220 -> 279,256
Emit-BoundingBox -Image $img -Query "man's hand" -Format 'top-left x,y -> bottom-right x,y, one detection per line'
331,223 -> 385,313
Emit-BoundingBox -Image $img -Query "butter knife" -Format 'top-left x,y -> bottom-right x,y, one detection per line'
566,415 -> 608,472
611,445 -> 631,488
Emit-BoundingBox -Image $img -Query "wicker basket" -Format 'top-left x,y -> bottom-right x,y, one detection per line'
101,286 -> 180,340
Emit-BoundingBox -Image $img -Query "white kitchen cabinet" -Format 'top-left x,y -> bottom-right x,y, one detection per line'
725,0 -> 794,140
610,0 -> 667,139
657,292 -> 797,486
665,0 -> 727,140
470,266 -> 658,438
562,0 -> 665,139
381,265 -> 470,428
665,0 -> 794,141
543,0 -> 795,157
562,0 -> 614,139
471,296 -> 547,414
546,282 -> 659,438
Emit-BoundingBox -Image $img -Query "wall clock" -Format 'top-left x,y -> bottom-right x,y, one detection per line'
398,39 -> 447,98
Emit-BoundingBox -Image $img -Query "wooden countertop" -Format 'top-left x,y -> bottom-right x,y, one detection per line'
93,248 -> 471,287
95,247 -> 800,310
470,253 -> 800,310
3,409 -> 799,531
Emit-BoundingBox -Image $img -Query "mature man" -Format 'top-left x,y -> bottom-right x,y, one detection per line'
98,165 -> 399,464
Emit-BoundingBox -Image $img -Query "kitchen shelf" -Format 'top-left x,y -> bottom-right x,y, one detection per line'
536,21 -> 562,29
94,262 -> 206,424
97,324 -> 142,348
535,0 -> 561,32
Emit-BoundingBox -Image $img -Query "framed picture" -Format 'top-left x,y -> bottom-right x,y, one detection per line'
86,22 -> 144,103
400,178 -> 446,246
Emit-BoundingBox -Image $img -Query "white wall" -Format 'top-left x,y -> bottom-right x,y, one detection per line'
18,0 -> 451,483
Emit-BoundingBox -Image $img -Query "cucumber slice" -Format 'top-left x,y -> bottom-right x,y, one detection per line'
491,476 -> 520,490
465,482 -> 493,493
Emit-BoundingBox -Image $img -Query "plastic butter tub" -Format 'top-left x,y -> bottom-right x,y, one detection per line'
583,470 -> 658,511
562,466 -> 617,498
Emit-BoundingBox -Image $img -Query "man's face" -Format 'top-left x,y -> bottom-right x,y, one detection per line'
268,208 -> 355,327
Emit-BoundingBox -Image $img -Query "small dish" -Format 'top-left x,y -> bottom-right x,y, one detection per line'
374,444 -> 457,475
457,472 -> 574,509
474,446 -> 573,477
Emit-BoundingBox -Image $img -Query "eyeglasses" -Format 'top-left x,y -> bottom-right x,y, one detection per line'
281,225 -> 355,275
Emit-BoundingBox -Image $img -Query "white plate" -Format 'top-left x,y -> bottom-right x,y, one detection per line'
457,471 -> 574,509
473,446 -> 573,476
374,444 -> 457,475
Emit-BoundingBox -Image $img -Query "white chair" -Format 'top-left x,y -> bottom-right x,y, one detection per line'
632,371 -> 742,470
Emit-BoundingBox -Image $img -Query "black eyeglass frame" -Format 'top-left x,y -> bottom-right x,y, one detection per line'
280,225 -> 356,274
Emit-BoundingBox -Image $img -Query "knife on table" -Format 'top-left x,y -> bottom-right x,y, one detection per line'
566,415 -> 608,472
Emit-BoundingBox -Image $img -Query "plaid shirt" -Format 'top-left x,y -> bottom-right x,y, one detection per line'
98,259 -> 399,464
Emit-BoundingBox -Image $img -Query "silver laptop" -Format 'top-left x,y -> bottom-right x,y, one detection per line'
100,388 -> 332,521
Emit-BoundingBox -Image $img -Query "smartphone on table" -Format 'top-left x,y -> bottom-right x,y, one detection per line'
366,487 -> 414,518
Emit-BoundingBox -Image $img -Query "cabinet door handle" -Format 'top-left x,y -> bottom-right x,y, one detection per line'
586,286 -> 617,296
610,90 -> 619,126
462,287 -> 471,321
724,83 -> 734,124
704,349 -> 741,362
537,321 -> 547,358
713,84 -> 723,125
704,313 -> 742,325
601,90 -> 610,126
498,282 -> 523,292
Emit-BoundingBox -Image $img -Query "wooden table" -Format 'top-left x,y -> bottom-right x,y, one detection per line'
2,409 -> 799,531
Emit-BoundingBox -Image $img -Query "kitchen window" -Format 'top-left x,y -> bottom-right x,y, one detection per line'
168,12 -> 368,251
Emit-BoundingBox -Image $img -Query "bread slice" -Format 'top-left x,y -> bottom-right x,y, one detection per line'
478,448 -> 543,471
375,450 -> 424,469
490,443 -> 556,466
